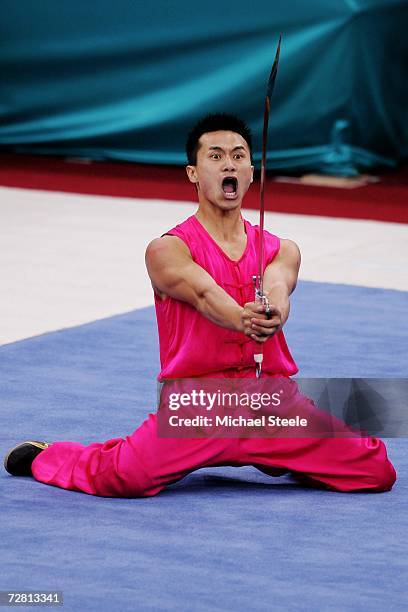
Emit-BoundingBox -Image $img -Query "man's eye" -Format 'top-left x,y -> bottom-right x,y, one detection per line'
234,154 -> 244,159
211,154 -> 221,159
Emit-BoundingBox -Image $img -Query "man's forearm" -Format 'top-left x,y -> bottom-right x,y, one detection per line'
265,281 -> 291,325
262,239 -> 300,329
197,285 -> 244,332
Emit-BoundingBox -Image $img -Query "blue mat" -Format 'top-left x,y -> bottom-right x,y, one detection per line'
1,281 -> 407,611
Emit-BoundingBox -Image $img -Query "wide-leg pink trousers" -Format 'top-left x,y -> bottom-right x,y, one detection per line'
31,412 -> 396,497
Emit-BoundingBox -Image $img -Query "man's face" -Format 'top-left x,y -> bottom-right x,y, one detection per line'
186,130 -> 254,210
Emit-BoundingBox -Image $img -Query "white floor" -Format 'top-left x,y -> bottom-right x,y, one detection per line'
1,185 -> 407,345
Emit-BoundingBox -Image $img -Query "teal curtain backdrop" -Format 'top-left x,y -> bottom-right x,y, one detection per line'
1,1 -> 407,175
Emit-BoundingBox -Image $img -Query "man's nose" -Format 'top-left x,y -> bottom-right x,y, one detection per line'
223,156 -> 236,172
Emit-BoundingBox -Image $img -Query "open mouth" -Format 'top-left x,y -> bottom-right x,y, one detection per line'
222,176 -> 238,198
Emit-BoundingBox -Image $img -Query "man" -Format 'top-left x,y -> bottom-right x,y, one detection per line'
4,114 -> 396,495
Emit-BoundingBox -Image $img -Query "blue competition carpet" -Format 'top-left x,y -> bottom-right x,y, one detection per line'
1,281 -> 407,611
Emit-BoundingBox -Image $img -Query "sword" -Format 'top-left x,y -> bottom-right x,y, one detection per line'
253,35 -> 282,378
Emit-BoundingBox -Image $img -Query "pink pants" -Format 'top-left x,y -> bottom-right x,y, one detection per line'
31,413 -> 396,497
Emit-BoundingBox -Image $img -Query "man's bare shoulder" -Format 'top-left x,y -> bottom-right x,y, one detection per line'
278,238 -> 301,264
145,236 -> 194,299
145,235 -> 191,267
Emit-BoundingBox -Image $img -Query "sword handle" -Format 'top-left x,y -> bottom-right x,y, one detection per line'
252,275 -> 272,377
253,275 -> 272,317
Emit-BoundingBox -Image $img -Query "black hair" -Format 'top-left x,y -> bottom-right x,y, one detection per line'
186,113 -> 253,165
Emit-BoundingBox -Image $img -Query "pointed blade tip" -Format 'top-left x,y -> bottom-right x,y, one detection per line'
266,36 -> 282,94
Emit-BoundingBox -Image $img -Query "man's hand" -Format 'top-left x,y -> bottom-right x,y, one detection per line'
242,301 -> 283,343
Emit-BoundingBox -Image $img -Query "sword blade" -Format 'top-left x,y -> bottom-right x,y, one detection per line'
254,35 -> 282,378
258,34 -> 282,295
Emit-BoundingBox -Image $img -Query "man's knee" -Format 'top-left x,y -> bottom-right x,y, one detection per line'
93,467 -> 162,498
127,481 -> 163,498
96,480 -> 162,498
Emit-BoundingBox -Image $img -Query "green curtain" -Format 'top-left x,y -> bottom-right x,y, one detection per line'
1,0 -> 407,175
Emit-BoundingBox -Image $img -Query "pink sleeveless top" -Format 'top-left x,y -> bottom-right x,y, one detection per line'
154,215 -> 298,380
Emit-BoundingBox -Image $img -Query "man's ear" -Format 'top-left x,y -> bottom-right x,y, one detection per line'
250,165 -> 254,183
186,165 -> 198,184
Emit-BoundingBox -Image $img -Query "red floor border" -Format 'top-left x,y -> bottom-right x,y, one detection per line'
0,154 -> 407,223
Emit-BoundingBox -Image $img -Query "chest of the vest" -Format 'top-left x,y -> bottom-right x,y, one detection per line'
191,242 -> 257,303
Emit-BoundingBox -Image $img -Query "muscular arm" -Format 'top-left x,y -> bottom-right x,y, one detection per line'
264,238 -> 301,325
249,239 -> 301,340
145,236 -> 244,332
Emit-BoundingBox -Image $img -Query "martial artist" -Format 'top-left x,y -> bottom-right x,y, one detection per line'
4,114 -> 396,495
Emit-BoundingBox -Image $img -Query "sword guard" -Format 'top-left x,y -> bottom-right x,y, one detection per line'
253,275 -> 272,318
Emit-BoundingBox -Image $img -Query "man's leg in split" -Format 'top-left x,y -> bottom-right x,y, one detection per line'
31,380 -> 397,496
31,422 -> 396,497
31,414 -> 240,498
245,434 -> 396,492
232,373 -> 397,493
240,390 -> 396,496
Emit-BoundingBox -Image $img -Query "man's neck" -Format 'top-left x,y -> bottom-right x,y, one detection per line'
195,204 -> 245,242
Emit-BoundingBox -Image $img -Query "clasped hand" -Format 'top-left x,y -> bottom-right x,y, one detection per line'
242,301 -> 282,343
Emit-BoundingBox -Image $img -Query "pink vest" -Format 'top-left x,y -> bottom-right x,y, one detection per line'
155,215 -> 298,380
